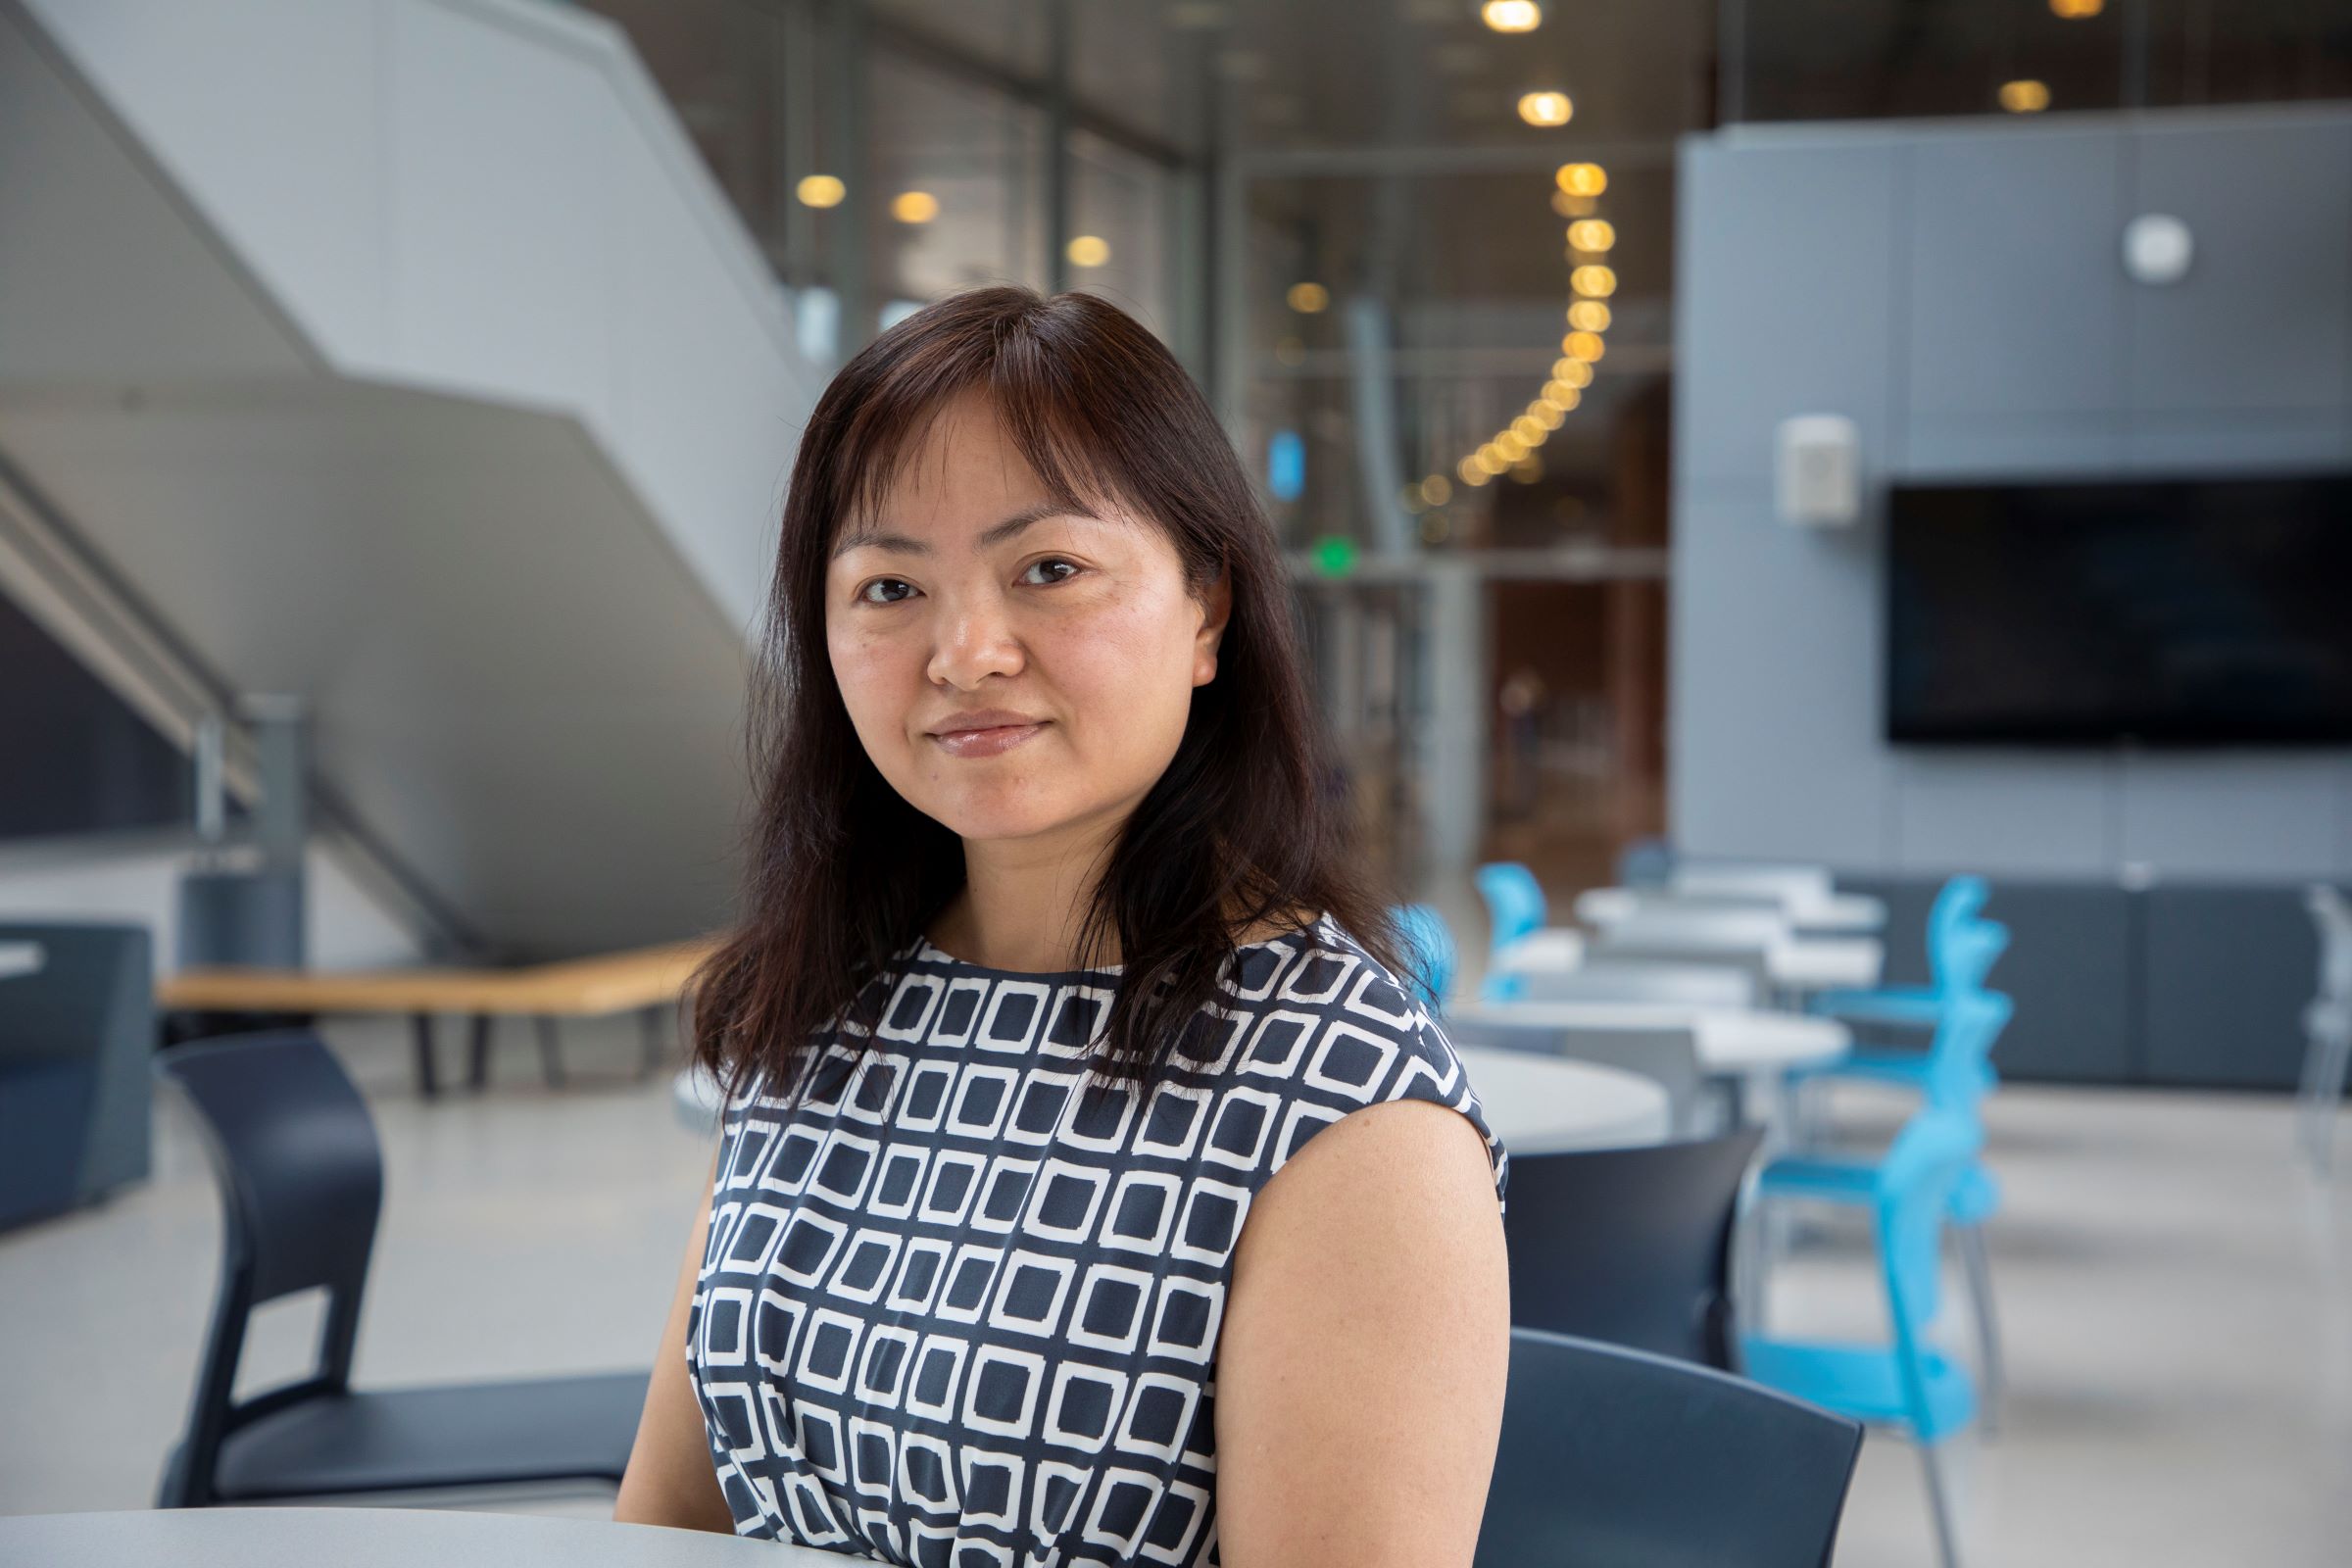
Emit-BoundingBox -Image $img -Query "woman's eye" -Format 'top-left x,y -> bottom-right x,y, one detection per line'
1020,558 -> 1081,586
858,578 -> 916,605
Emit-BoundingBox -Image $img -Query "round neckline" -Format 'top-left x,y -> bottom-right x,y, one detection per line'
906,912 -> 1330,982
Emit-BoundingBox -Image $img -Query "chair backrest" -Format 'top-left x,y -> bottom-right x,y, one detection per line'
1874,1105 -> 1984,1352
1445,1012 -> 1712,1141
1476,1327 -> 1863,1568
1920,987 -> 2014,1111
2306,884 -> 2352,1005
1517,957 -> 1758,1008
1391,903 -> 1456,1011
153,1031 -> 384,1504
1926,874 -> 2007,994
1474,862 -> 1547,952
1492,1128 -> 1764,1366
1615,835 -> 1676,889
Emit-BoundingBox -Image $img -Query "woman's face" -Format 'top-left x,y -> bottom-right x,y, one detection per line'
824,393 -> 1229,851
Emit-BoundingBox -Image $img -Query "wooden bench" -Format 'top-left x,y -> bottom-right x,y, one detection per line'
157,938 -> 721,1098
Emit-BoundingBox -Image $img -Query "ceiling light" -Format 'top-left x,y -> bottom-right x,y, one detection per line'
1999,78 -> 2051,113
2049,0 -> 2103,16
1065,235 -> 1111,267
1458,457 -> 1492,487
796,174 -> 846,209
1555,162 -> 1607,197
1567,300 -> 1611,332
1420,474 -> 1454,506
1480,1 -> 1543,32
1517,92 -> 1573,128
1570,265 -> 1617,298
1563,330 -> 1606,362
1543,383 -> 1582,412
1567,219 -> 1616,252
889,190 -> 939,223
1287,281 -> 1331,314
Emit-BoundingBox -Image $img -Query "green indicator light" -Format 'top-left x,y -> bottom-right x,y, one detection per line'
1312,536 -> 1359,577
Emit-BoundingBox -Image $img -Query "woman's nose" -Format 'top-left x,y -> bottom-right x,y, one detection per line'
926,594 -> 1026,690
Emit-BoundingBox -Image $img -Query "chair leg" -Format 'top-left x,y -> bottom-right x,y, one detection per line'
2304,1031 -> 2352,1172
1917,1441 -> 1965,1568
467,1013 -> 493,1092
1955,1221 -> 2005,1435
410,1013 -> 439,1100
535,1015 -> 567,1088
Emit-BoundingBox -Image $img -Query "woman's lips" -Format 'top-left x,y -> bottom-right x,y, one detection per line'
929,720 -> 1047,759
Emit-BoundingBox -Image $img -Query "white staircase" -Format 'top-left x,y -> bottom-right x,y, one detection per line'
0,0 -> 825,958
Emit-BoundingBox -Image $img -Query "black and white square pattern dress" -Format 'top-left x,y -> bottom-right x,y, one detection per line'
686,914 -> 1508,1564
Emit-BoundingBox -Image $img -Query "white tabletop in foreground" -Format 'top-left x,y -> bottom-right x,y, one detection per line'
679,1048 -> 1669,1154
1451,1000 -> 1850,1074
0,1507 -> 830,1568
1454,1044 -> 1671,1152
0,942 -> 44,981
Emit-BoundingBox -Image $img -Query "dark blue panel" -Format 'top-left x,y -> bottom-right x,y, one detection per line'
2141,884 -> 2318,1091
0,588 -> 188,839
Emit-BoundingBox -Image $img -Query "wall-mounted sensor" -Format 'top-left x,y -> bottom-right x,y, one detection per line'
1775,414 -> 1861,528
2122,213 -> 2193,285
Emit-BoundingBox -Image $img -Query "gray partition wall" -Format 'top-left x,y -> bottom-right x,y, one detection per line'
1674,104 -> 2352,1090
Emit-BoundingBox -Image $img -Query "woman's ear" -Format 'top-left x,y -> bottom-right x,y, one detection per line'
1194,564 -> 1233,687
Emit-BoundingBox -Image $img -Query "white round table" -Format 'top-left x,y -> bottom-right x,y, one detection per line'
1762,936 -> 1883,992
1490,926 -> 1586,974
1451,1001 -> 1850,1075
1454,1044 -> 1671,1152
677,1048 -> 1670,1154
0,1507 -> 836,1568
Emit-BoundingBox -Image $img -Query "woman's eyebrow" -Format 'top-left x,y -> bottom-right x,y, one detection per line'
831,502 -> 1100,560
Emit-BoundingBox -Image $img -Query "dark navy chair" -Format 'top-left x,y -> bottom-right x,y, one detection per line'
153,1030 -> 648,1507
1476,1327 -> 1864,1568
1498,1127 -> 1764,1369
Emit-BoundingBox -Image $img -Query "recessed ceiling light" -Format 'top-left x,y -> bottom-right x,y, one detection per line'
1517,91 -> 1573,127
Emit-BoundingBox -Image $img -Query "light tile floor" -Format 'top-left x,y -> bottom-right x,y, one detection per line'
2,1018 -> 2348,1564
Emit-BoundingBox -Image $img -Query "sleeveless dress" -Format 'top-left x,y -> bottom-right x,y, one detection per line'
684,913 -> 1508,1565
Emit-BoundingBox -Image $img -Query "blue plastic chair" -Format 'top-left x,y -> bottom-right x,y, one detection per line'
1391,903 -> 1456,1012
1475,862 -> 1547,950
1741,1105 -> 1984,1568
1809,874 -> 2006,1033
1760,987 -> 2013,1439
1473,862 -> 1548,1002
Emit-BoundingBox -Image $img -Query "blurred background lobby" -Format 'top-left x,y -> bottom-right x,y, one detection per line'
4,1 -> 2352,1564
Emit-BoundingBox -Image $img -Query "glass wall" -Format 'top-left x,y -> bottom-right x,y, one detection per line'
1729,0 -> 2352,122
574,0 -> 1195,368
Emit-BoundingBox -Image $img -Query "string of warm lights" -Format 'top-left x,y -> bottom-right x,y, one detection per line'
1394,159 -> 1612,540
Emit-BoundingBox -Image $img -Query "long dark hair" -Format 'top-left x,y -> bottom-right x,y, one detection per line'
690,285 -> 1403,1099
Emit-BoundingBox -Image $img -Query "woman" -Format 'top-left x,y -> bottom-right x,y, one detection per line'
615,286 -> 1508,1565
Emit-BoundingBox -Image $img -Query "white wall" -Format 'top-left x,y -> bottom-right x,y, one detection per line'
0,837 -> 426,976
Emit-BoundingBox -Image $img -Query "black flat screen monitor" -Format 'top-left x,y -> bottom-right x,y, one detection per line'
1886,473 -> 2352,745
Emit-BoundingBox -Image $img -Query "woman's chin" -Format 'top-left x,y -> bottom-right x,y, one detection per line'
923,795 -> 1086,847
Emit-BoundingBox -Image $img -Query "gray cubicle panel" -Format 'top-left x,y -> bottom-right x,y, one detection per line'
2139,884 -> 2319,1092
1843,877 -> 2135,1086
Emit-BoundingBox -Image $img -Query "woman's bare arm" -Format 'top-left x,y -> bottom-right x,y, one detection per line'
1211,1098 -> 1510,1567
613,1147 -> 738,1532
